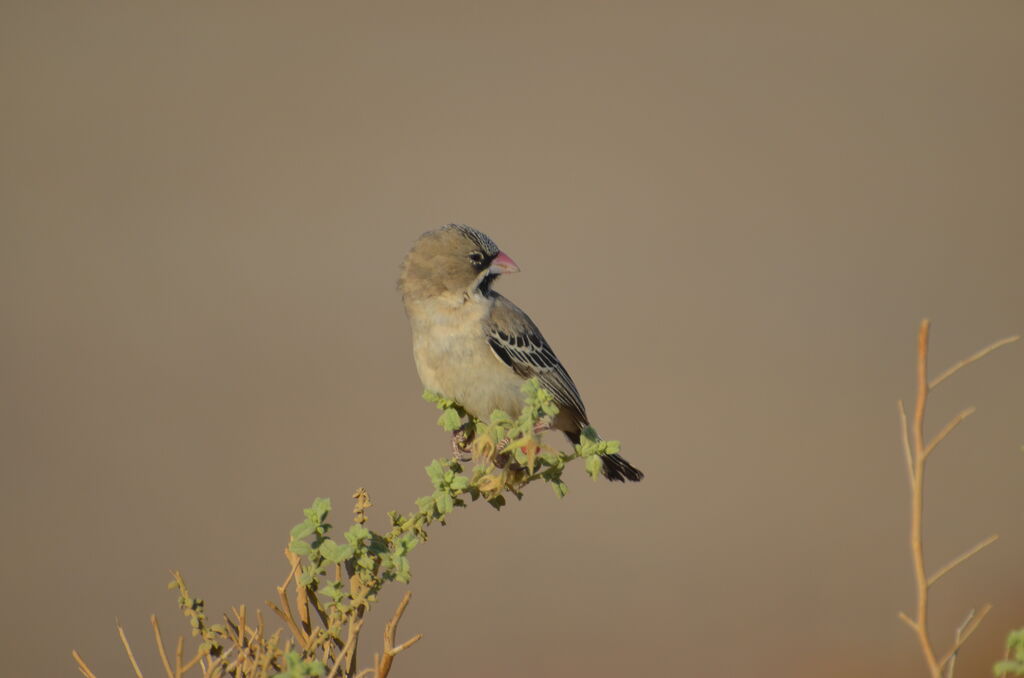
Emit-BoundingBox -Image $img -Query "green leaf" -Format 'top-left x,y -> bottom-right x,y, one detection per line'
290,522 -> 315,539
434,491 -> 454,515
438,408 -> 463,431
318,539 -> 347,563
585,454 -> 603,480
425,460 -> 446,486
994,660 -> 1024,676
310,497 -> 331,520
539,450 -> 561,464
344,524 -> 371,545
1008,629 -> 1024,655
289,539 -> 312,556
396,534 -> 419,554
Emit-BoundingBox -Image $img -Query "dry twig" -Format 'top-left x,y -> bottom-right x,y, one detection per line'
375,592 -> 423,678
72,650 -> 99,678
116,621 -> 145,678
897,320 -> 1018,678
151,615 -> 175,678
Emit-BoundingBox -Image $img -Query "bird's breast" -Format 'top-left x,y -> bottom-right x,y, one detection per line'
408,294 -> 524,421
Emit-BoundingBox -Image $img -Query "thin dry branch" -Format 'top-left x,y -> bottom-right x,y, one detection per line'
118,622 -> 147,675
923,407 -> 976,460
907,321 -> 940,677
928,534 -> 1000,587
375,592 -> 423,678
326,651 -> 348,678
179,647 -> 204,675
898,400 -> 913,485
174,636 -> 184,677
286,548 -> 312,634
937,604 -> 993,672
151,615 -> 175,678
945,608 -> 977,678
72,650 -> 99,678
237,605 -> 247,651
899,319 -> 1010,678
272,550 -> 309,646
929,335 -> 1020,389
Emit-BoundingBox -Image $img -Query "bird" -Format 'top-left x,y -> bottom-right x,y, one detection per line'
398,223 -> 643,482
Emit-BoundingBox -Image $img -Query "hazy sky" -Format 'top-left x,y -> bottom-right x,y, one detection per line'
2,3 -> 1022,677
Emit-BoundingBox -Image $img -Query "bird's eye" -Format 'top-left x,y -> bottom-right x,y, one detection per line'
468,251 -> 485,265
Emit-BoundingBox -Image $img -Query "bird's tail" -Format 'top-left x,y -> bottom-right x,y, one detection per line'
565,430 -> 644,482
600,453 -> 645,482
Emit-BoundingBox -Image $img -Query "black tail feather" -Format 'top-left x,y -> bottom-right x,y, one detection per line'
600,453 -> 645,482
564,430 -> 644,482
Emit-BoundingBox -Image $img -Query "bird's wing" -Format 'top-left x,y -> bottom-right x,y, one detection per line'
485,294 -> 588,426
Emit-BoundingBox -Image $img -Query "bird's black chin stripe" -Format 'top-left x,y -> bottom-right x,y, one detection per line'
477,273 -> 499,295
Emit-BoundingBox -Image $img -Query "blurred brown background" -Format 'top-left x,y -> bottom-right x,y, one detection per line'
2,2 -> 1022,676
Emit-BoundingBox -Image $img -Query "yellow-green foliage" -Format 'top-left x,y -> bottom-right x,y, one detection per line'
74,379 -> 623,678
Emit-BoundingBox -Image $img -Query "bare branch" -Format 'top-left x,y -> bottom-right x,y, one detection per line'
928,534 -> 1000,587
898,400 -> 914,484
174,636 -> 184,678
923,407 -> 976,460
937,604 -> 993,671
906,320 -> 942,677
286,548 -> 312,634
377,591 -> 422,678
326,651 -> 348,678
71,650 -> 99,678
116,621 -> 146,678
237,605 -> 247,651
945,609 -> 977,678
150,615 -> 175,678
899,321 -> 1011,678
391,634 -> 424,655
929,335 -> 1020,389
179,649 -> 205,675
275,574 -> 308,646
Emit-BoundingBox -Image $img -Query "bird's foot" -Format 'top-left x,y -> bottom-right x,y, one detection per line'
491,437 -> 512,469
533,416 -> 553,435
451,428 -> 474,462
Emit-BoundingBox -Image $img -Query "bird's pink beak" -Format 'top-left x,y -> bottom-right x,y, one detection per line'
489,251 -> 520,275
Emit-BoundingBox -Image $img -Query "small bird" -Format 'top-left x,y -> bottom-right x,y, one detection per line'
399,224 -> 643,482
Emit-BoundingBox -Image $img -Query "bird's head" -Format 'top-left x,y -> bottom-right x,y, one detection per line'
399,224 -> 519,302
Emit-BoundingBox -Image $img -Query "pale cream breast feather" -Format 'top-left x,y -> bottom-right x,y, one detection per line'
407,291 -> 524,421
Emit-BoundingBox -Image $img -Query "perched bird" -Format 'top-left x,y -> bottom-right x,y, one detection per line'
398,224 -> 643,482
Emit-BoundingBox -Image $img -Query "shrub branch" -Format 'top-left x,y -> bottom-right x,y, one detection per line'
897,319 -> 1019,678
74,378 -> 622,678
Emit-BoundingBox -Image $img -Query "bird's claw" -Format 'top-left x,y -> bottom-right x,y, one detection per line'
451,428 -> 473,462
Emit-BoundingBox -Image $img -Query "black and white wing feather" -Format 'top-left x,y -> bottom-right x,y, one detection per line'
485,294 -> 588,428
